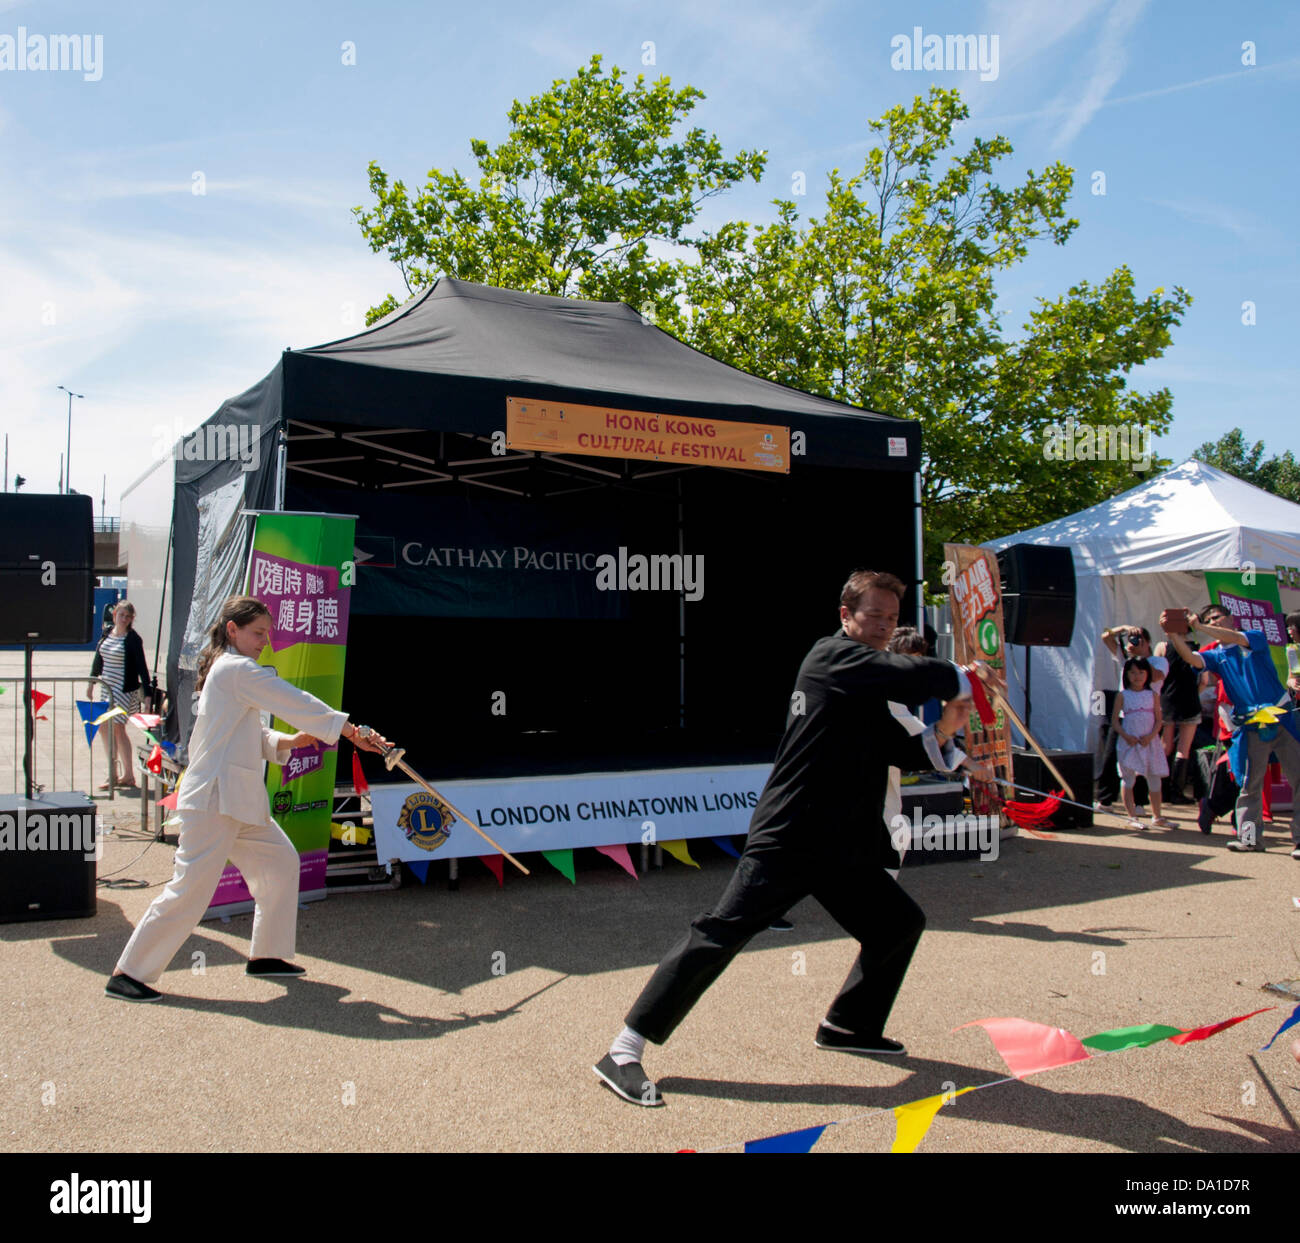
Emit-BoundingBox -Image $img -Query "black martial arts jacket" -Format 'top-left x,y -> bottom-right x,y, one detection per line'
745,631 -> 963,871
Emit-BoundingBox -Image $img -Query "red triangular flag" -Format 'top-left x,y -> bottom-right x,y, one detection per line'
595,842 -> 638,878
157,791 -> 179,810
31,690 -> 52,712
146,744 -> 163,774
1168,1008 -> 1274,1046
351,750 -> 370,796
479,854 -> 504,887
955,1017 -> 1091,1079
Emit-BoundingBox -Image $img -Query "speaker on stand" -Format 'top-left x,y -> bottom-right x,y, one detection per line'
996,543 -> 1077,737
0,494 -> 95,799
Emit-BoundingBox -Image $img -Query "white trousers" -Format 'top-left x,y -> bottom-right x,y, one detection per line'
116,809 -> 300,984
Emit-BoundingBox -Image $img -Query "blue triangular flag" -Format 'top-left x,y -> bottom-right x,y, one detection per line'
1260,1002 -> 1300,1051
76,699 -> 103,745
744,1124 -> 829,1154
407,861 -> 430,884
160,740 -> 178,756
711,836 -> 742,859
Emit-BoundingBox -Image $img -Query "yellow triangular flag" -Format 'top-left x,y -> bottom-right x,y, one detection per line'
660,839 -> 699,868
1246,706 -> 1285,726
93,706 -> 127,725
890,1087 -> 974,1154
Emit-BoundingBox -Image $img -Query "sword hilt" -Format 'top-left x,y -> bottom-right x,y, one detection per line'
352,725 -> 405,770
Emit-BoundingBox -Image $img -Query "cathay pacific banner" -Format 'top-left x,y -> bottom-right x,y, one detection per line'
292,483 -> 689,619
370,765 -> 770,864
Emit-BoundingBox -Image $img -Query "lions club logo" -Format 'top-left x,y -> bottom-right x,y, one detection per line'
398,791 -> 456,852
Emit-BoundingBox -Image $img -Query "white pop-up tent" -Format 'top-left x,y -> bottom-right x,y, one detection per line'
983,460 -> 1300,752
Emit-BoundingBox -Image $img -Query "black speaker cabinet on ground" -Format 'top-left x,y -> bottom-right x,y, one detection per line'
1012,749 -> 1094,827
0,793 -> 97,922
0,493 -> 95,645
997,543 -> 1076,646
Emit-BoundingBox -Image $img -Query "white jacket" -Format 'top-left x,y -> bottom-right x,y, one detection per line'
178,651 -> 348,827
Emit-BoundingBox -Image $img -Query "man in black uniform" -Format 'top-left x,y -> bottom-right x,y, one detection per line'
593,569 -> 1001,1106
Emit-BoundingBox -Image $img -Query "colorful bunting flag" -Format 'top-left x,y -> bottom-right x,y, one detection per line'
955,1017 -> 1091,1079
93,706 -> 126,726
711,836 -> 742,859
1260,1004 -> 1300,1052
157,791 -> 179,810
891,1087 -> 974,1154
1168,1007 -> 1274,1046
128,712 -> 163,730
160,740 -> 177,757
1082,1024 -> 1183,1052
31,689 -> 51,721
660,839 -> 699,868
744,1124 -> 830,1154
407,860 -> 430,884
596,842 -> 637,878
145,745 -> 163,775
479,854 -> 504,887
542,848 -> 576,884
76,699 -> 103,745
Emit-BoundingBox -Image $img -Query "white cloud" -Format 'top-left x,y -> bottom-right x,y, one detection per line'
1045,0 -> 1148,150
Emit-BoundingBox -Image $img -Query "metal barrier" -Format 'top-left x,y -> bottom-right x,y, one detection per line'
1,675 -> 132,800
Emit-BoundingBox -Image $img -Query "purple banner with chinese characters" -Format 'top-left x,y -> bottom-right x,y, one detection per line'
206,511 -> 356,917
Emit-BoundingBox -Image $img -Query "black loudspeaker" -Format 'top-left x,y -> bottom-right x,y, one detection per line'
997,543 -> 1076,646
0,794 -> 98,922
0,494 -> 95,644
1012,749 -> 1094,828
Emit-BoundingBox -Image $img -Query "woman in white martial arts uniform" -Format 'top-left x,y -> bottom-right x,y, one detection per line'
106,595 -> 390,1001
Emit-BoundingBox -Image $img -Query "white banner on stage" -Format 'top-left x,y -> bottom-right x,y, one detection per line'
370,764 -> 771,864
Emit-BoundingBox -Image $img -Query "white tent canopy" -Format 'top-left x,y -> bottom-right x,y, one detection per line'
983,460 -> 1300,752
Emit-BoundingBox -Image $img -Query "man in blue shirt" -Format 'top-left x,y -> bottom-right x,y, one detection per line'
1161,607 -> 1300,857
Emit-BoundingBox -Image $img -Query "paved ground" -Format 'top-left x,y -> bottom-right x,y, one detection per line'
3,788 -> 1299,1156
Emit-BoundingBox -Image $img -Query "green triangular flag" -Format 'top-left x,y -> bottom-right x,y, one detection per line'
1082,1023 -> 1183,1052
541,848 -> 576,884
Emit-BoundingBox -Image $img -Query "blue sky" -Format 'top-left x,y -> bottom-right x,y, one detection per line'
2,0 -> 1297,511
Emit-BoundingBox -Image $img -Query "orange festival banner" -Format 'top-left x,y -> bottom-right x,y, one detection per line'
944,543 -> 1013,815
506,396 -> 790,473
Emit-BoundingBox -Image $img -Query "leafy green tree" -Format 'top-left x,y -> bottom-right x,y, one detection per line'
669,88 -> 1191,576
1192,429 -> 1300,503
354,54 -> 765,324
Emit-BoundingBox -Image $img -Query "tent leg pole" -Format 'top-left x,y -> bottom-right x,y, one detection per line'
913,472 -> 924,628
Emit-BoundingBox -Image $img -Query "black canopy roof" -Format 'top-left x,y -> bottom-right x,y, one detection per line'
272,277 -> 919,472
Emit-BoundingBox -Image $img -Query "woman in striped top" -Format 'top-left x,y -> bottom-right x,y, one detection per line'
86,601 -> 151,790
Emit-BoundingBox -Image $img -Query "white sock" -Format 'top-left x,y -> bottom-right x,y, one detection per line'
609,1025 -> 646,1066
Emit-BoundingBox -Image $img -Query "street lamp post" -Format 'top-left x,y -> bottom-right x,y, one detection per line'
57,385 -> 84,494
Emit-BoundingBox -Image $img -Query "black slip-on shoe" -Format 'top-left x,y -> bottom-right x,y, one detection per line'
246,958 -> 306,977
105,973 -> 162,1002
593,1054 -> 665,1107
815,1024 -> 906,1055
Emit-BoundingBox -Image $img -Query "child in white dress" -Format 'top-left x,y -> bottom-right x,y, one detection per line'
1112,656 -> 1172,829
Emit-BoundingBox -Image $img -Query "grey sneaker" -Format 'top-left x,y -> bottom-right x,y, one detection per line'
593,1054 -> 664,1107
1226,840 -> 1265,853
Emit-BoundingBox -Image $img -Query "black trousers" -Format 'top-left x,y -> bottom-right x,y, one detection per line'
626,843 -> 926,1045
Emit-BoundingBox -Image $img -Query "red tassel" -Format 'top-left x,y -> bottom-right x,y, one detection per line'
966,673 -> 996,727
1003,791 -> 1061,838
351,749 -> 370,796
